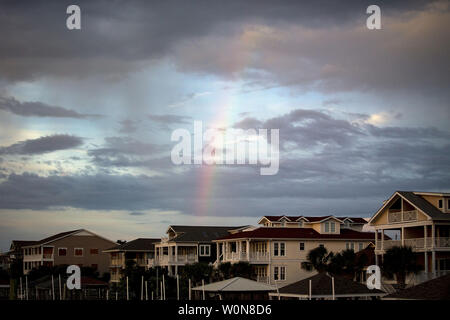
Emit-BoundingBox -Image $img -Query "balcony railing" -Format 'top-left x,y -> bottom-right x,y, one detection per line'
223,251 -> 270,262
387,210 -> 418,223
376,237 -> 450,250
151,254 -> 198,266
256,276 -> 269,284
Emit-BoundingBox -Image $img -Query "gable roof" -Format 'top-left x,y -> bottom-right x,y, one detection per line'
274,272 -> 385,298
104,238 -> 160,252
192,277 -> 276,292
369,191 -> 450,224
384,273 -> 450,300
397,191 -> 450,220
215,227 -> 380,241
259,215 -> 365,224
167,225 -> 245,242
22,229 -> 115,248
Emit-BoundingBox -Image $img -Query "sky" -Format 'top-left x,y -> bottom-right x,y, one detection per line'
0,0 -> 449,251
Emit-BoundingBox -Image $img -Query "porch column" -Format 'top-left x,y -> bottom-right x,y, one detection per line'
424,251 -> 428,273
381,229 -> 384,250
401,227 -> 405,246
432,250 -> 436,276
375,229 -> 378,250
216,243 -> 220,260
246,240 -> 250,261
174,244 -> 178,263
432,224 -> 435,249
424,225 -> 428,249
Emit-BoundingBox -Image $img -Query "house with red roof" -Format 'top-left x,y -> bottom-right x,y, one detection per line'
369,191 -> 450,280
213,215 -> 376,286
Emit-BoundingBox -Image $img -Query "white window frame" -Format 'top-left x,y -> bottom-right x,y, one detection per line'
324,222 -> 330,233
280,266 -> 286,281
274,266 -> 279,280
74,248 -> 84,257
58,247 -> 67,256
199,244 -> 211,257
299,242 -> 305,251
274,242 -> 285,256
330,221 -> 336,233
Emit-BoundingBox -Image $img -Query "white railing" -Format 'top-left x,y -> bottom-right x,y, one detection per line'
377,237 -> 450,250
223,251 -> 270,262
153,254 -> 198,265
256,276 -> 269,284
387,210 -> 418,223
249,252 -> 270,262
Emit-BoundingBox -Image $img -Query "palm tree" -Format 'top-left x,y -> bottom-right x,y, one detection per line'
328,249 -> 357,278
382,246 -> 420,289
301,246 -> 334,272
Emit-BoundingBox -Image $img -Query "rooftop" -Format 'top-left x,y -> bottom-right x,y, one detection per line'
216,227 -> 380,241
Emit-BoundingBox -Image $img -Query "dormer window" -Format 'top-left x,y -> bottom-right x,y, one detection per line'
298,221 -> 303,227
324,221 -> 336,233
439,199 -> 443,209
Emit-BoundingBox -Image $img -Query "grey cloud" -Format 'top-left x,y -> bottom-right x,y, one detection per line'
148,114 -> 191,125
0,96 -> 100,119
0,134 -> 84,155
118,119 -> 140,133
88,136 -> 170,168
0,0 -> 431,82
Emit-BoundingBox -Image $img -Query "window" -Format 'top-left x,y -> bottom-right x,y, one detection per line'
448,199 -> 450,210
319,244 -> 324,248
74,248 -> 83,257
90,248 -> 99,255
350,243 -> 355,250
274,242 -> 285,256
299,242 -> 305,251
324,222 -> 330,233
298,221 -> 303,227
438,199 -> 443,209
58,248 -> 67,256
330,221 -> 336,233
199,245 -> 210,257
280,266 -> 286,280
359,243 -> 364,251
274,266 -> 286,281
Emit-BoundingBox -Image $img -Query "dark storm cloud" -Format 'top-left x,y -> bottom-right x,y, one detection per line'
118,119 -> 140,133
148,114 -> 191,125
0,134 -> 84,155
0,0 -> 433,86
1,108 -> 447,216
0,96 -> 100,119
87,136 -> 169,168
235,109 -> 363,149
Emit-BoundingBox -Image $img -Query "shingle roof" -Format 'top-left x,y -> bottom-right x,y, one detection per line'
104,238 -> 160,252
192,277 -> 276,292
384,273 -> 450,300
277,272 -> 385,297
398,191 -> 450,220
21,229 -> 84,247
262,216 -> 367,223
169,225 -> 244,242
216,227 -> 380,241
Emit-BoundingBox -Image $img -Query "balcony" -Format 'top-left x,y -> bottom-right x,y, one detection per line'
376,237 -> 450,251
223,251 -> 270,263
151,254 -> 198,266
387,210 -> 418,224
